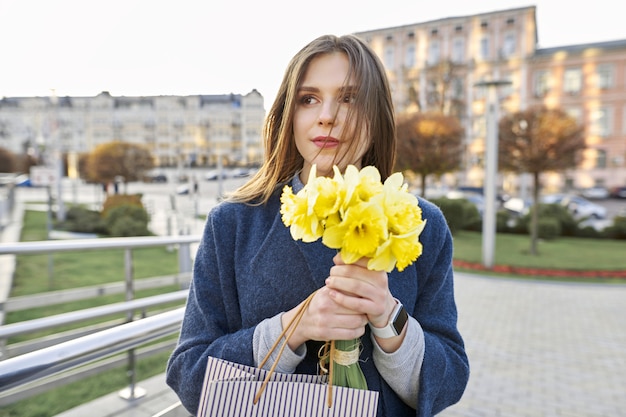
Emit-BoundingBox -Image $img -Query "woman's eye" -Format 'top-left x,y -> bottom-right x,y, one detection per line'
340,93 -> 356,104
299,95 -> 318,105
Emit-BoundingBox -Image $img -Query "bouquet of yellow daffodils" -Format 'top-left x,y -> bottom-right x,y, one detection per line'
279,164 -> 426,391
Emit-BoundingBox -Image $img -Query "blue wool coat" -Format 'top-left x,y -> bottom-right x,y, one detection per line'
166,186 -> 469,416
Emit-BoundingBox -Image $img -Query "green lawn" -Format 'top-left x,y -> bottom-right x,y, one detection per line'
452,230 -> 626,273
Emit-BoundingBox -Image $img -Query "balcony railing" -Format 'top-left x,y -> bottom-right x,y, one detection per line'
0,235 -> 201,414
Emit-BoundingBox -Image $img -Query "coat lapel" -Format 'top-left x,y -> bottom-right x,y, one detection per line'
249,203 -> 334,298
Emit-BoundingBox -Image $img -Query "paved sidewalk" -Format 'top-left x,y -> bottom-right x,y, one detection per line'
439,273 -> 626,417
54,373 -> 190,417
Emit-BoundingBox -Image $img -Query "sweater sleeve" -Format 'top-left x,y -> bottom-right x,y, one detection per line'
371,317 -> 425,409
253,314 -> 307,373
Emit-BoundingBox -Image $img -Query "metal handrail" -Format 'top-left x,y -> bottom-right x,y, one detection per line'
0,290 -> 188,339
0,235 -> 202,255
0,234 -> 201,405
0,307 -> 185,391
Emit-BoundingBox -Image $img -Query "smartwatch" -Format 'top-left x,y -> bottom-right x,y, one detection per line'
368,298 -> 409,339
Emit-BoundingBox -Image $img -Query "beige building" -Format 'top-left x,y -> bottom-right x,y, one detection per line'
0,89 -> 265,172
527,40 -> 626,191
355,6 -> 626,194
2,6 -> 625,193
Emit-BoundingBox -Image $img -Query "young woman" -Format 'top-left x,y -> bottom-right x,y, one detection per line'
166,34 -> 469,417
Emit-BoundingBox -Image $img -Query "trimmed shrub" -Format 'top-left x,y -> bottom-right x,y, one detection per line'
431,197 -> 480,235
606,216 -> 626,240
102,194 -> 144,218
496,210 -> 528,234
104,205 -> 150,237
56,206 -> 107,234
536,217 -> 561,240
520,203 -> 578,237
576,225 -> 603,239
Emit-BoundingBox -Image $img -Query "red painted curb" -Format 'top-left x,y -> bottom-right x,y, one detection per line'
453,259 -> 626,279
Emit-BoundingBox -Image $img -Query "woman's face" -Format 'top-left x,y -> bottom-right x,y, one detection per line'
293,52 -> 369,183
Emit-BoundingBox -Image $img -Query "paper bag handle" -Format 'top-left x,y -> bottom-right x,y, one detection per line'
254,290 -> 339,406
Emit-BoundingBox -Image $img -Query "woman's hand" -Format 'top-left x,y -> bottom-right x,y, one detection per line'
326,253 -> 406,353
281,253 -> 404,352
326,253 -> 396,327
281,283 -> 368,351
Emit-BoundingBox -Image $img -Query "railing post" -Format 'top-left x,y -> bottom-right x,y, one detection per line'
119,247 -> 146,400
124,248 -> 134,313
118,347 -> 146,400
178,242 -> 192,276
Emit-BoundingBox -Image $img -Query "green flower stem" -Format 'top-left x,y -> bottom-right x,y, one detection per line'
331,339 -> 368,390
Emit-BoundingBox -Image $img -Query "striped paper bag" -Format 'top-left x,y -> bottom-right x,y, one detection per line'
197,356 -> 379,417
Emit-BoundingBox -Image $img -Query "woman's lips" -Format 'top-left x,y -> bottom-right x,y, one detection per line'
312,136 -> 339,149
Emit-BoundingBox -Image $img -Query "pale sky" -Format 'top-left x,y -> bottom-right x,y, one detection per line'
1,0 -> 625,107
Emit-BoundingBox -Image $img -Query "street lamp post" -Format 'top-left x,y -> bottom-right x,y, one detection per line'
474,80 -> 511,269
49,90 -> 66,222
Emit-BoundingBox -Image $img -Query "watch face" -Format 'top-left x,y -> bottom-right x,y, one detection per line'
393,306 -> 409,335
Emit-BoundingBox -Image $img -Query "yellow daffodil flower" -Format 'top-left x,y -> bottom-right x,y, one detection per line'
279,164 -> 427,391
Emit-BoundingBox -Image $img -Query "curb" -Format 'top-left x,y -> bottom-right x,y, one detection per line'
453,259 -> 626,279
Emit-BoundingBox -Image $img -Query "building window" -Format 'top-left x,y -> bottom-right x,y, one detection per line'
499,74 -> 514,98
384,46 -> 395,69
565,106 -> 583,124
596,64 -> 614,89
474,76 -> 486,99
502,33 -> 516,57
428,40 -> 440,65
533,70 -> 551,97
473,116 -> 486,137
451,77 -> 464,99
480,36 -> 490,60
591,107 -> 613,137
405,44 -> 416,68
595,149 -> 607,169
563,68 -> 582,95
452,38 -> 465,62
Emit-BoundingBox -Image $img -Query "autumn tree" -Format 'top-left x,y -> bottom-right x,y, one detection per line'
0,146 -> 17,173
498,106 -> 585,255
86,141 -> 154,190
395,112 -> 464,198
406,59 -> 466,118
77,152 -> 92,181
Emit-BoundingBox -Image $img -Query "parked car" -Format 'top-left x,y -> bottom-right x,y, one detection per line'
540,193 -> 566,204
559,195 -> 607,219
502,197 -> 531,216
445,190 -> 484,216
204,169 -> 227,181
231,167 -> 253,178
580,186 -> 609,199
176,184 -> 190,195
609,186 -> 626,199
148,173 -> 167,183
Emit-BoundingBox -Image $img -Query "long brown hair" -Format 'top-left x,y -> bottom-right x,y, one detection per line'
227,34 -> 396,204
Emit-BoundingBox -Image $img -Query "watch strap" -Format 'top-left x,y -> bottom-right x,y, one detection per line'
368,298 -> 408,339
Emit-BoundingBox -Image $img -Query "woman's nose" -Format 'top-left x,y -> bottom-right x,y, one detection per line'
318,102 -> 337,125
